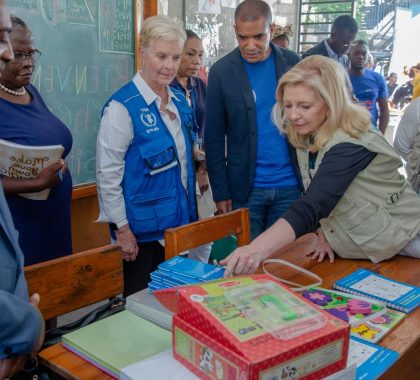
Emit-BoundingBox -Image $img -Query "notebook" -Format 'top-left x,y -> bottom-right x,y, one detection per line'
333,269 -> 420,313
347,337 -> 399,380
62,311 -> 172,378
319,336 -> 399,380
158,256 -> 225,280
120,350 -> 199,380
302,288 -> 405,343
149,256 -> 225,291
0,139 -> 64,200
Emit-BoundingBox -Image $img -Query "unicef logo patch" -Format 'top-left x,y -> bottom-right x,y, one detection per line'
140,111 -> 157,127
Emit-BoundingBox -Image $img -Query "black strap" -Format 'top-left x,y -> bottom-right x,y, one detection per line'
42,296 -> 125,349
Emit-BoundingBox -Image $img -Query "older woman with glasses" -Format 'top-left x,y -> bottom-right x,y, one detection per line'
0,15 -> 72,265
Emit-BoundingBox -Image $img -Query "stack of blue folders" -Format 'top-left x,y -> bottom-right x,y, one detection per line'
148,256 -> 225,292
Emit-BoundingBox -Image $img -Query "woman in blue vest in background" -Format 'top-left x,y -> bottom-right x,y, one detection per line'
96,15 -> 197,296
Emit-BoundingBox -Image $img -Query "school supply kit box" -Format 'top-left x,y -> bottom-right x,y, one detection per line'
155,275 -> 350,380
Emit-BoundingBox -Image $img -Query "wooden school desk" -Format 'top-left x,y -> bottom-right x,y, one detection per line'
39,252 -> 420,380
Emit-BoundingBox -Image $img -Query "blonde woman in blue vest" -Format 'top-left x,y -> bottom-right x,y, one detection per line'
96,15 -> 197,296
221,55 -> 420,277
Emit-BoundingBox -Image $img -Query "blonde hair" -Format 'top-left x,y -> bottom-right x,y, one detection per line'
273,55 -> 371,152
140,15 -> 186,52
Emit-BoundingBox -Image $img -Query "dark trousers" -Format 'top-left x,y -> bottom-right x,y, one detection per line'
122,240 -> 165,297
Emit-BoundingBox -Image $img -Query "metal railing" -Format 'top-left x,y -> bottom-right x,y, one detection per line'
361,0 -> 420,31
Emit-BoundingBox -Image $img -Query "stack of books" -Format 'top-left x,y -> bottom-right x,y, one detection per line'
126,288 -> 173,330
148,256 -> 225,292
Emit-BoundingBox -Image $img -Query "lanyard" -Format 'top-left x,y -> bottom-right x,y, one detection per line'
189,85 -> 200,135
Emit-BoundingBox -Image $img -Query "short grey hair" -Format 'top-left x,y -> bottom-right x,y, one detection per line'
140,15 -> 186,52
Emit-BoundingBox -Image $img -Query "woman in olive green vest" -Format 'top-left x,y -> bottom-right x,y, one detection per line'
221,55 -> 420,277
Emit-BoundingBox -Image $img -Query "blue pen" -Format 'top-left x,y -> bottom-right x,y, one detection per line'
58,169 -> 63,181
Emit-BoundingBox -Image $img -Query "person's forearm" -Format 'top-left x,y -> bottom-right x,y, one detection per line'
248,218 -> 296,260
96,176 -> 127,225
2,176 -> 43,195
379,109 -> 389,134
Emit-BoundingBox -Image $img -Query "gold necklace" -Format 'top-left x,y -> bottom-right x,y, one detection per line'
0,82 -> 26,96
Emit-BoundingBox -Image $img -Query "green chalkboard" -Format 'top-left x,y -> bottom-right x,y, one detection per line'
7,0 -> 136,185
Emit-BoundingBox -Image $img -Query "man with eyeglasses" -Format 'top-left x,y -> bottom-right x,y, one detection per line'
302,15 -> 358,69
11,49 -> 40,62
0,1 -> 44,378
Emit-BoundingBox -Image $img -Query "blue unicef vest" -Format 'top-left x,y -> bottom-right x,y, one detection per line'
104,81 -> 198,242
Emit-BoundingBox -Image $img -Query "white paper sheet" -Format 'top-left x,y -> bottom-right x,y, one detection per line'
120,350 -> 199,380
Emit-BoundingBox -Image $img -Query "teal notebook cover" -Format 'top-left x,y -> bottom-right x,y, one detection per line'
158,256 -> 225,281
348,337 -> 399,380
334,268 -> 420,313
62,310 -> 172,378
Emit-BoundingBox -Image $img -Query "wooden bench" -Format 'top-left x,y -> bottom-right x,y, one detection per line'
24,244 -> 123,321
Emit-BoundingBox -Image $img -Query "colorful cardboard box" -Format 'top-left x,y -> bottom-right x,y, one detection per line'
155,275 -> 350,380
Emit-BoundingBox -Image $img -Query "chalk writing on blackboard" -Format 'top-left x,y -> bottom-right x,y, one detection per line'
99,0 -> 133,54
66,0 -> 98,27
7,0 -> 136,185
7,0 -> 37,10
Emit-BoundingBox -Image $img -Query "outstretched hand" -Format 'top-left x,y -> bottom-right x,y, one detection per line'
220,245 -> 262,277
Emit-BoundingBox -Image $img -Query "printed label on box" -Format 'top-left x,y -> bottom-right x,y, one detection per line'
260,339 -> 344,380
175,326 -> 242,380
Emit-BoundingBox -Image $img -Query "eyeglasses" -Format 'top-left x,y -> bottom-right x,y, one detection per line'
12,49 -> 41,63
